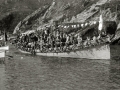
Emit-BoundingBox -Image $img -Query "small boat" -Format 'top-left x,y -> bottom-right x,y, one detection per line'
0,46 -> 9,58
0,46 -> 9,51
0,51 -> 5,58
0,30 -> 9,58
18,44 -> 110,59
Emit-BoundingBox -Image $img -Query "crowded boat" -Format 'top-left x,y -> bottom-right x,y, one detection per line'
15,20 -> 111,55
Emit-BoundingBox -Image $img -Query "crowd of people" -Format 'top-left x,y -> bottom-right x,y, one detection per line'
15,26 -> 111,54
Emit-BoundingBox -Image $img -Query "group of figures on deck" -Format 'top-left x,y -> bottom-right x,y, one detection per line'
15,25 -> 111,54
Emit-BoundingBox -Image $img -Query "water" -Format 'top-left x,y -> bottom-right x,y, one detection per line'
0,59 -> 6,90
0,45 -> 120,90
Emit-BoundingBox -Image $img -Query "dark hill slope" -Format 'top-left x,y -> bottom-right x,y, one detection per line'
13,0 -> 98,34
0,0 -> 52,33
0,0 -> 120,36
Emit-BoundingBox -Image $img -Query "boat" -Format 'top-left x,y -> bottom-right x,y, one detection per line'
0,30 -> 9,58
18,44 -> 110,59
0,51 -> 5,58
0,45 -> 9,58
16,13 -> 115,60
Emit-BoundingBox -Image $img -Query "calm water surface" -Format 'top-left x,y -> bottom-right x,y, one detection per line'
0,45 -> 120,90
0,60 -> 6,90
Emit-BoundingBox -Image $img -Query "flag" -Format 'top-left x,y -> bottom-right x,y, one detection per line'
64,26 -> 67,28
98,14 -> 103,31
74,25 -> 76,28
81,24 -> 84,27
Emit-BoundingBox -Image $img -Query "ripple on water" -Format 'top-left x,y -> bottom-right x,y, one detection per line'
3,45 -> 120,90
0,62 -> 6,90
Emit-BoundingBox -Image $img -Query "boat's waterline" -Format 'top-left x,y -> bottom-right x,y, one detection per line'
19,44 -> 110,60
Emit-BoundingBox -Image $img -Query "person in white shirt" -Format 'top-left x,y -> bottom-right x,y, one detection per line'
91,36 -> 97,46
77,33 -> 82,46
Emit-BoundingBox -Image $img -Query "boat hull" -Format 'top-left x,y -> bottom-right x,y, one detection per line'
19,44 -> 110,60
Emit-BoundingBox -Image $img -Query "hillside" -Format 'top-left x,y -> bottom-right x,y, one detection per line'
13,0 -> 99,34
14,0 -> 120,33
0,0 -> 120,39
0,0 -> 52,33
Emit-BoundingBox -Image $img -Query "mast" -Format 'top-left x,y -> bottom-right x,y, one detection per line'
115,4 -> 118,23
4,29 -> 7,45
98,6 -> 104,36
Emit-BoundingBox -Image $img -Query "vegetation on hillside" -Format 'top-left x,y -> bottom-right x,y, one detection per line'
0,0 -> 120,37
13,0 -> 98,34
0,0 -> 52,33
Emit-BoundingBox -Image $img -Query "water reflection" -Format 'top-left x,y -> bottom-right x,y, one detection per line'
0,58 -> 5,64
2,50 -> 120,90
0,58 -> 6,90
109,58 -> 120,90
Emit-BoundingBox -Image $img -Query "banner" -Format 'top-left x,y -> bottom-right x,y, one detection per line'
98,14 -> 103,31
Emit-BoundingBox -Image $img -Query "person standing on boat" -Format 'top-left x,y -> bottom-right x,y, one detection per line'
65,34 -> 70,49
69,34 -> 72,45
96,34 -> 101,44
47,34 -> 51,46
86,37 -> 91,47
44,29 -> 47,43
91,35 -> 97,46
59,32 -> 63,51
105,34 -> 111,43
30,33 -> 38,54
4,32 -> 7,45
56,30 -> 60,42
71,33 -> 77,50
62,33 -> 67,51
77,33 -> 82,46
40,37 -> 43,52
